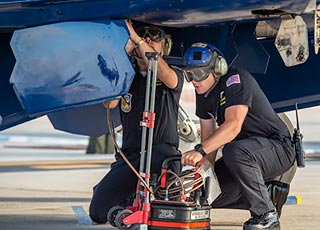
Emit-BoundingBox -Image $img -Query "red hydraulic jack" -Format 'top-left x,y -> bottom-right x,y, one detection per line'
108,52 -> 212,230
109,51 -> 159,230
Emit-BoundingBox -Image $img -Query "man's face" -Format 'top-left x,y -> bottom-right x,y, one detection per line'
136,26 -> 166,55
145,37 -> 164,55
191,72 -> 216,95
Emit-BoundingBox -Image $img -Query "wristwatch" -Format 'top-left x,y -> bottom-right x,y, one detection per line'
194,144 -> 207,157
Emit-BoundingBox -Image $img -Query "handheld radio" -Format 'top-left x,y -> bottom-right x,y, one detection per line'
293,103 -> 305,168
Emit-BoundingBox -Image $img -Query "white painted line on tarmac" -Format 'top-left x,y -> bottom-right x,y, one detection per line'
0,134 -> 88,145
72,206 -> 93,226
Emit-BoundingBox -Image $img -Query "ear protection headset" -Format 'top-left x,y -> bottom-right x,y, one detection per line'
207,45 -> 228,77
188,42 -> 228,77
183,42 -> 228,97
162,35 -> 172,56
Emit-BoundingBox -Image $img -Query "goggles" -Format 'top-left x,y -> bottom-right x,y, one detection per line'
182,45 -> 214,82
182,66 -> 211,82
136,26 -> 166,42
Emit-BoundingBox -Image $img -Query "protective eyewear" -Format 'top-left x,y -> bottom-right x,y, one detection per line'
136,26 -> 166,42
182,66 -> 211,82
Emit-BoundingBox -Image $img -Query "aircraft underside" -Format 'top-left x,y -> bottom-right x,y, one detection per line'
1,0 -> 320,136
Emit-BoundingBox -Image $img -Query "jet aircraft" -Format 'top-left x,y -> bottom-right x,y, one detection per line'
1,2 -> 316,225
0,0 -> 320,137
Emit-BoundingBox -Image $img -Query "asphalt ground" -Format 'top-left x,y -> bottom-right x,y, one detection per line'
0,143 -> 319,230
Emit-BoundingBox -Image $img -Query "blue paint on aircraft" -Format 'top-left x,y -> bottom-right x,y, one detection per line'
9,20 -> 134,117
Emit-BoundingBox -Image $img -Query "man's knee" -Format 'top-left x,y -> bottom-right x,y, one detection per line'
89,189 -> 110,224
89,201 -> 108,224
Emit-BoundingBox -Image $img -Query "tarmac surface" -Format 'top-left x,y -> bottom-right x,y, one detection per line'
0,142 -> 319,230
1,105 -> 320,230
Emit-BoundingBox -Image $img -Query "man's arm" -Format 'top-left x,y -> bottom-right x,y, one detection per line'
149,55 -> 178,89
181,104 -> 248,166
103,100 -> 120,109
199,118 -> 218,165
200,118 -> 216,141
201,104 -> 248,155
125,20 -> 178,89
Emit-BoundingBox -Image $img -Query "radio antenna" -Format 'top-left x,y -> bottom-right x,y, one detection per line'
295,103 -> 300,130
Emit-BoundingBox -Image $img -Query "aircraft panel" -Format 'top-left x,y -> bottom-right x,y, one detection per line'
10,20 -> 134,117
0,20 -> 134,135
255,35 -> 320,112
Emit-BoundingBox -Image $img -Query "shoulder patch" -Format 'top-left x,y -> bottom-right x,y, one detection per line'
226,74 -> 240,87
121,93 -> 132,113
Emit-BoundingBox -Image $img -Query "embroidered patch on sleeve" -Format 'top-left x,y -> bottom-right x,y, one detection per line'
121,93 -> 132,113
226,74 -> 241,87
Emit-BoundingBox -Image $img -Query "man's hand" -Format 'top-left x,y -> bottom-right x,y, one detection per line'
102,100 -> 119,109
125,20 -> 140,43
124,20 -> 139,54
125,38 -> 135,54
181,150 -> 203,167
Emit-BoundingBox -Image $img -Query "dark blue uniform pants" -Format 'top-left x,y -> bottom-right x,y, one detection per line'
89,144 -> 180,224
211,136 -> 295,216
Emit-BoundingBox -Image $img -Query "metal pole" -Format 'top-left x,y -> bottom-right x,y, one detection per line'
144,52 -> 159,204
139,56 -> 152,173
136,52 -> 158,230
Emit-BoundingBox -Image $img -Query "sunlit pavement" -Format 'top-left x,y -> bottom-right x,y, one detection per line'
1,104 -> 320,229
0,141 -> 319,230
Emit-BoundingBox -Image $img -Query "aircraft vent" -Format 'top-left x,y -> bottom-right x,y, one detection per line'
252,9 -> 286,18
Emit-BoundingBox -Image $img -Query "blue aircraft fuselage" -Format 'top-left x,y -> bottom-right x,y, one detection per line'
0,0 -> 318,135
0,0 -> 311,29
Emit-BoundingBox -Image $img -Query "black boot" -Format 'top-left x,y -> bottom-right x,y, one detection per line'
243,210 -> 280,230
267,181 -> 289,217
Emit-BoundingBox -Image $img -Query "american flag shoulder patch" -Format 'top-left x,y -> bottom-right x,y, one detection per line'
226,74 -> 240,87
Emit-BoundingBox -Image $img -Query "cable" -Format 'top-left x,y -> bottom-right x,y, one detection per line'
154,169 -> 205,200
103,102 -> 205,198
103,102 -> 153,194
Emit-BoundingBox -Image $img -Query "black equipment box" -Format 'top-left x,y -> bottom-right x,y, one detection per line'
149,200 -> 211,230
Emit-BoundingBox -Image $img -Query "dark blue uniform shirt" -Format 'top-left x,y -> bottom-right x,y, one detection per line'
120,68 -> 184,154
196,66 -> 291,141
